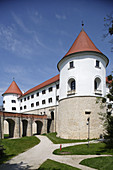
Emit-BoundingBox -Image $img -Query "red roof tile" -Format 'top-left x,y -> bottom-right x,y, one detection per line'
64,29 -> 102,57
3,81 -> 22,96
22,74 -> 59,96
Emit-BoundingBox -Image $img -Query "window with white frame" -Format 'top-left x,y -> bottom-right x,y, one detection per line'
94,77 -> 102,94
67,78 -> 76,95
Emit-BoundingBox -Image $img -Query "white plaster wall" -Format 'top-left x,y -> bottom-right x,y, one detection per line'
59,52 -> 107,100
3,94 -> 20,112
19,81 -> 59,114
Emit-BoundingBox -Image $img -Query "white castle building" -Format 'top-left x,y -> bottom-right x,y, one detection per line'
1,28 -> 109,139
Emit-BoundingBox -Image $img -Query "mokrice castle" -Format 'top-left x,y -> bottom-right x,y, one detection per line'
0,28 -> 110,140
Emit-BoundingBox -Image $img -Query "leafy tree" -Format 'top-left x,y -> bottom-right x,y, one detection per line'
104,12 -> 113,51
101,75 -> 113,148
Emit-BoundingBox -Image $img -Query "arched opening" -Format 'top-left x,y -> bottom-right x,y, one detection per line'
94,77 -> 101,92
5,119 -> 15,138
22,120 -> 28,137
68,78 -> 76,95
4,120 -> 9,138
35,121 -> 43,135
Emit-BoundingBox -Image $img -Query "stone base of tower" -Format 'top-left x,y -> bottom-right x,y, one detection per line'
57,96 -> 105,139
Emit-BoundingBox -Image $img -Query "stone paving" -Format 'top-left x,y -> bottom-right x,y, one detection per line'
0,135 -> 110,170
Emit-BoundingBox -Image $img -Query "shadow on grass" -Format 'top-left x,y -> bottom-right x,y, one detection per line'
0,161 -> 32,170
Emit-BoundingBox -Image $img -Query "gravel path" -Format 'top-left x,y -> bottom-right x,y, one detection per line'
0,135 -> 110,170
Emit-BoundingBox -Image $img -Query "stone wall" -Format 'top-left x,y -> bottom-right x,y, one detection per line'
57,96 -> 105,139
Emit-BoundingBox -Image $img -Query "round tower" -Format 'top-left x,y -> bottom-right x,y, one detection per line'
57,29 -> 109,139
2,80 -> 22,113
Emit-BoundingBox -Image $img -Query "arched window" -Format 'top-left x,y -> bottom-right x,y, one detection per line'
68,78 -> 76,95
71,80 -> 75,90
94,77 -> 102,94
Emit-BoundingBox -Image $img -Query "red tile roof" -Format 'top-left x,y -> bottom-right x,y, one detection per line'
3,81 -> 22,96
64,29 -> 102,57
22,74 -> 59,96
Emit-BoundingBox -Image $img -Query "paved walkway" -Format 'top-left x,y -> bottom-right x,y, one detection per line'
0,135 -> 110,170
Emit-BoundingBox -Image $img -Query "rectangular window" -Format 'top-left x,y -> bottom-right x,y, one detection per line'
69,61 -> 74,68
42,90 -> 46,94
24,98 -> 26,101
48,98 -> 52,103
12,107 -> 16,111
11,100 -> 16,103
31,94 -> 34,98
3,100 -> 5,104
31,103 -> 34,107
49,87 -> 53,92
20,106 -> 22,110
37,92 -> 39,96
24,105 -> 27,109
27,96 -> 30,100
85,111 -> 91,114
42,100 -> 46,104
36,101 -> 39,106
56,84 -> 59,89
20,99 -> 22,102
56,96 -> 59,101
96,60 -> 100,68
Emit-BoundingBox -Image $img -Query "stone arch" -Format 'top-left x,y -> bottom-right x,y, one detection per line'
22,119 -> 28,137
35,120 -> 43,135
5,119 -> 15,138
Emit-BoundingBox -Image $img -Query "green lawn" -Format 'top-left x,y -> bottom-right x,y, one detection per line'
0,136 -> 40,164
80,156 -> 113,170
53,142 -> 113,155
38,159 -> 80,170
43,132 -> 93,144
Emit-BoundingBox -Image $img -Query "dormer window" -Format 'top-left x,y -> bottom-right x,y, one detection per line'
69,61 -> 74,69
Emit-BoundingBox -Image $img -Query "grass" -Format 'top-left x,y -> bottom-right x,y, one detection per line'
80,156 -> 113,170
53,142 -> 113,155
38,159 -> 80,170
0,136 -> 40,164
42,132 -> 94,144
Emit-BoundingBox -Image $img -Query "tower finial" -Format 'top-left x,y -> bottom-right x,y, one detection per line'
82,21 -> 84,30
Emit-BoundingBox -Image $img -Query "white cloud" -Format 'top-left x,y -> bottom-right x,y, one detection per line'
55,14 -> 66,20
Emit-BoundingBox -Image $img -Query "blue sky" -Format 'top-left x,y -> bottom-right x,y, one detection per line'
0,0 -> 113,104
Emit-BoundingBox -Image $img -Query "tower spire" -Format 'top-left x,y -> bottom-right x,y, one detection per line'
82,21 -> 84,30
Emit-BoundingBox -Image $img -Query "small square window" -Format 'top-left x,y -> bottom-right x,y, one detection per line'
20,99 -> 22,102
96,60 -> 100,68
48,98 -> 52,103
37,92 -> 39,96
24,98 -> 26,101
56,96 -> 59,101
31,103 -> 34,107
85,111 -> 91,114
3,100 -> 5,104
31,94 -> 34,98
20,106 -> 22,110
42,100 -> 46,104
24,105 -> 27,109
56,84 -> 59,89
36,101 -> 39,106
49,87 -> 53,92
11,100 -> 16,103
27,96 -> 30,100
12,107 -> 16,111
69,61 -> 74,68
42,90 -> 46,94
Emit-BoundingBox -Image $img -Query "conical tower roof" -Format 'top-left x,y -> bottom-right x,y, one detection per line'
64,29 -> 102,57
57,29 -> 109,70
3,81 -> 22,96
